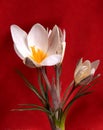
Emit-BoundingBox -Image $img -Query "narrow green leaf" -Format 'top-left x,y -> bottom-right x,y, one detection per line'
45,85 -> 49,102
63,91 -> 92,116
38,70 -> 46,99
11,107 -> 51,114
18,104 -> 42,107
61,80 -> 74,107
78,76 -> 99,94
11,104 -> 51,115
16,69 -> 46,104
38,69 -> 50,110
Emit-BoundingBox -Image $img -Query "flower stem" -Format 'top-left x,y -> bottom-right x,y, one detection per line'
49,118 -> 65,130
48,113 -> 66,130
41,67 -> 51,90
55,65 -> 62,104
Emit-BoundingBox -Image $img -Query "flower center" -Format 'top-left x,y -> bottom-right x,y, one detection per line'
30,46 -> 47,63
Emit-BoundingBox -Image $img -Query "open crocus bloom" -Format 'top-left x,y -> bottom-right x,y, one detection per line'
74,58 -> 100,85
10,23 -> 66,67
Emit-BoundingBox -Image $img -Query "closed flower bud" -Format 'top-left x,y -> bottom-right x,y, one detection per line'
74,58 -> 100,85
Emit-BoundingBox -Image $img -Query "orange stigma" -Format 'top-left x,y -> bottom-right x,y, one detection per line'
30,46 -> 47,63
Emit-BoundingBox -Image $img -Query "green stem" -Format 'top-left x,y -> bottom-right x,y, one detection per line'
55,65 -> 62,103
41,67 -> 51,90
59,115 -> 66,130
50,119 -> 65,130
48,113 -> 66,130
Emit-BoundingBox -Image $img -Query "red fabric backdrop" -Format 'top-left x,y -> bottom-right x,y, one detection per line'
0,0 -> 103,130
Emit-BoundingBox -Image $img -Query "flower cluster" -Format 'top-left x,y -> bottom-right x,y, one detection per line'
10,23 -> 100,130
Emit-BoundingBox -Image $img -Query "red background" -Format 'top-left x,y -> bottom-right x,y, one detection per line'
0,0 -> 103,130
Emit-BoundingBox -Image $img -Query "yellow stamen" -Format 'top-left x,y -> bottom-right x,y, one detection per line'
30,46 -> 47,63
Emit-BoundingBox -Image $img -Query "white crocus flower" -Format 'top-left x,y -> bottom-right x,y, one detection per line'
10,23 -> 66,67
74,58 -> 100,85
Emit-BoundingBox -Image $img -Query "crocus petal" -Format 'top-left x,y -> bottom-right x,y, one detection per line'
59,28 -> 66,42
79,75 -> 93,85
79,60 -> 91,77
47,25 -> 60,55
74,60 -> 91,85
91,60 -> 100,75
56,29 -> 66,59
82,60 -> 91,71
48,29 -> 52,37
74,58 -> 83,77
14,44 -> 24,60
10,25 -> 30,58
27,23 -> 48,53
61,41 -> 66,62
62,30 -> 66,42
41,55 -> 62,66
